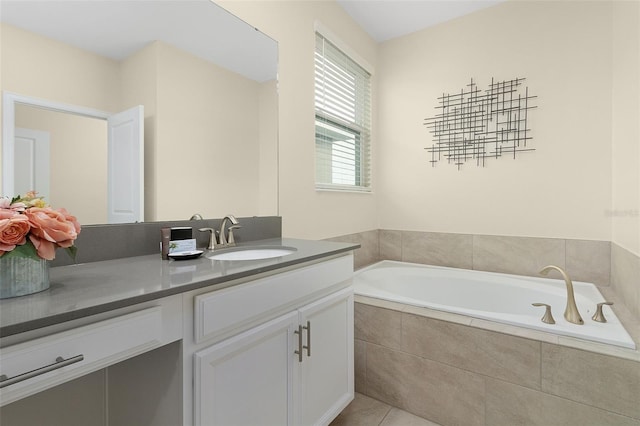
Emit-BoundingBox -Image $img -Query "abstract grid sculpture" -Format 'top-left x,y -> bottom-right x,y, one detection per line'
424,78 -> 537,170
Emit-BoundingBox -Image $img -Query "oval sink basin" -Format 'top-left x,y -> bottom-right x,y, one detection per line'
207,246 -> 297,261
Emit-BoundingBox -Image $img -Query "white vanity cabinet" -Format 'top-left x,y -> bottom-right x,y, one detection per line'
189,254 -> 354,426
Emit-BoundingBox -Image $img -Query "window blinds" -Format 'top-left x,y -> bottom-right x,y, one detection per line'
314,32 -> 371,191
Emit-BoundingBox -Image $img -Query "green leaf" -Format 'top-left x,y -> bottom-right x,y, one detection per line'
3,241 -> 40,260
65,245 -> 78,261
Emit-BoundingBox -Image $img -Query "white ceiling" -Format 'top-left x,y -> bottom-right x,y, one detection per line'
337,0 -> 505,42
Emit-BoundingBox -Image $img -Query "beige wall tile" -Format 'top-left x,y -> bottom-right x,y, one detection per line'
380,229 -> 402,261
365,343 -> 415,408
486,378 -> 640,426
327,230 -> 380,269
366,343 -> 485,426
354,230 -> 381,269
611,243 -> 640,318
402,313 -> 541,389
402,231 -> 473,269
355,339 -> 367,394
473,235 -> 565,277
541,343 -> 640,419
566,239 -> 611,286
355,303 -> 402,349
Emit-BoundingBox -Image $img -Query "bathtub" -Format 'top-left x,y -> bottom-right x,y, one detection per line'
353,261 -> 636,349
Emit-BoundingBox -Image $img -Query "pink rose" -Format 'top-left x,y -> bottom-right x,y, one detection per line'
25,207 -> 78,259
0,197 -> 27,213
0,209 -> 17,219
57,208 -> 81,235
28,234 -> 57,260
0,215 -> 30,256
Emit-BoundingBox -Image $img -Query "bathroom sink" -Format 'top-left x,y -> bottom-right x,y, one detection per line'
207,246 -> 297,261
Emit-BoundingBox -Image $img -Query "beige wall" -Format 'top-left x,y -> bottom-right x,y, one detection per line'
259,79 -> 279,216
153,41 -> 262,220
377,0 -> 614,242
120,42 -> 159,223
219,0 -> 379,239
0,24 -> 121,112
224,0 -> 637,246
612,0 -> 640,256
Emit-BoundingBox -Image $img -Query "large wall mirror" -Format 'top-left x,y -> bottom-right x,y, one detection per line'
1,0 -> 278,225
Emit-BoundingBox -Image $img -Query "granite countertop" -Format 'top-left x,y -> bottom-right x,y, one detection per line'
0,238 -> 359,337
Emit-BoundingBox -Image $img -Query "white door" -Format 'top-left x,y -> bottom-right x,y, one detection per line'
13,128 -> 50,199
107,105 -> 143,224
194,311 -> 298,426
298,288 -> 354,426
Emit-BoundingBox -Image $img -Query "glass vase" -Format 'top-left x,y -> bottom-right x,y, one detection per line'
0,256 -> 50,299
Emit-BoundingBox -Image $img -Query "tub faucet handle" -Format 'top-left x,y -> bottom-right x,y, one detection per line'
532,303 -> 556,324
592,301 -> 613,323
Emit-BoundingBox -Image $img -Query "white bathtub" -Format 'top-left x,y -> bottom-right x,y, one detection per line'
353,261 -> 636,349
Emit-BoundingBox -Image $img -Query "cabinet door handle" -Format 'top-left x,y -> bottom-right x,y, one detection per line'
0,354 -> 84,389
294,325 -> 303,363
303,321 -> 311,357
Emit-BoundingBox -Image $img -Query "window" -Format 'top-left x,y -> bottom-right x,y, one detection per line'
315,32 -> 371,191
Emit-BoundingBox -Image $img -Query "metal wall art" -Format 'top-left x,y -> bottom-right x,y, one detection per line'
424,78 -> 537,170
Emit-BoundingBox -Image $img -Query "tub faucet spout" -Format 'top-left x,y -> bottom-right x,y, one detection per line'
539,265 -> 584,325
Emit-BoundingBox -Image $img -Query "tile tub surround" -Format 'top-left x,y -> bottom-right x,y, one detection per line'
327,230 -> 380,270
354,301 -> 640,426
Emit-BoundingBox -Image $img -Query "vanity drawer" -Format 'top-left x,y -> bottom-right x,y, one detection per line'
0,307 -> 163,406
194,254 -> 353,344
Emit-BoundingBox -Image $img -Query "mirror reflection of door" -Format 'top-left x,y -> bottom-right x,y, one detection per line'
14,127 -> 50,199
12,103 -> 143,225
106,105 -> 144,224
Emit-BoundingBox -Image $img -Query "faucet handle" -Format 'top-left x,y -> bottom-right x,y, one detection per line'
532,303 -> 556,324
227,225 -> 242,246
592,302 -> 613,323
198,228 -> 218,251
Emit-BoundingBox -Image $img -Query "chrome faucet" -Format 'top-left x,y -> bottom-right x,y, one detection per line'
219,214 -> 240,247
539,265 -> 584,325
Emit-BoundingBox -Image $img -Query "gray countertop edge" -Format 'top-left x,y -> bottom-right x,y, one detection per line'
0,239 -> 360,338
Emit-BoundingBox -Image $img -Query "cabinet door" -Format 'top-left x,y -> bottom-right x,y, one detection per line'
194,311 -> 298,426
298,288 -> 354,426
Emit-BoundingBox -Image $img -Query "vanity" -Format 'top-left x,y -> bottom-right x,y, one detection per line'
0,237 -> 358,426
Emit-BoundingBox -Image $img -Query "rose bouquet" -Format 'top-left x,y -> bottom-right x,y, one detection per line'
0,192 -> 81,261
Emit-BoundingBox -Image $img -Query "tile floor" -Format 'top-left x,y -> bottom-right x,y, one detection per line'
330,393 -> 441,426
